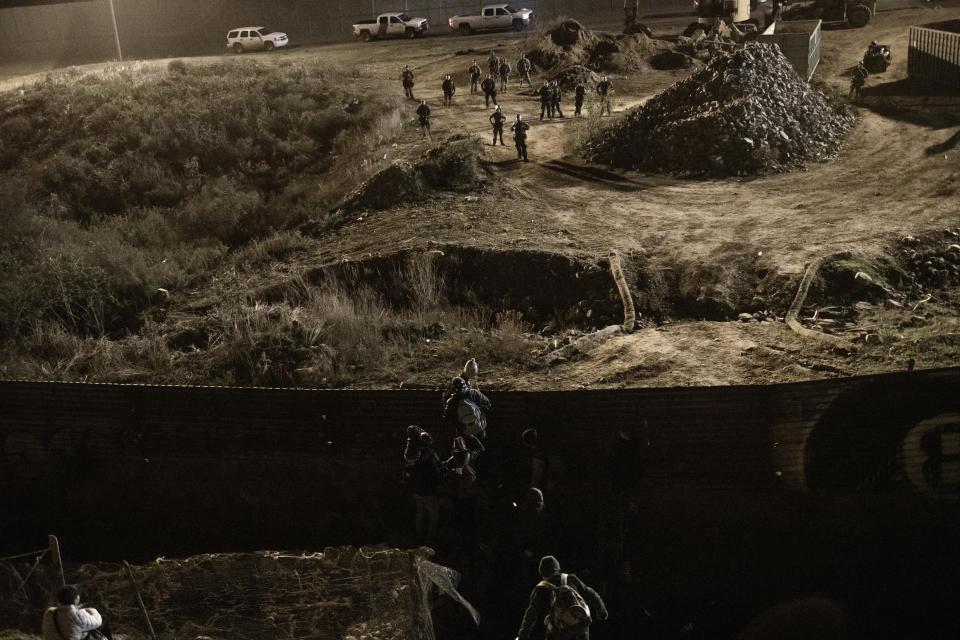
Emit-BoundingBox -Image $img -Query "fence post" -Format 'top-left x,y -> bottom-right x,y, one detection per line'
48,535 -> 64,587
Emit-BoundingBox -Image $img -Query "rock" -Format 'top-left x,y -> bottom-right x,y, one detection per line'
854,271 -> 873,283
738,313 -> 755,322
884,299 -> 903,308
902,235 -> 919,246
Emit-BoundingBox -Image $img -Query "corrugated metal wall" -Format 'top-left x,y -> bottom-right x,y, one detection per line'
0,0 -> 685,63
3,369 -> 959,635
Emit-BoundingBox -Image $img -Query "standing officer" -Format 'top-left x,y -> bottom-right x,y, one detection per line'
469,59 -> 482,94
489,105 -> 507,146
550,80 -> 564,118
441,74 -> 456,107
498,57 -> 512,92
596,76 -> 613,116
488,51 -> 499,77
401,65 -> 415,100
511,114 -> 530,162
517,52 -> 532,88
481,74 -> 498,107
416,99 -> 431,140
537,81 -> 553,119
574,80 -> 586,116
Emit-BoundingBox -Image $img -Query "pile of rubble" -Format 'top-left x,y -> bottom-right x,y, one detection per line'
582,43 -> 853,177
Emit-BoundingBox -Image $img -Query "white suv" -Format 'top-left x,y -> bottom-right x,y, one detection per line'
226,27 -> 289,53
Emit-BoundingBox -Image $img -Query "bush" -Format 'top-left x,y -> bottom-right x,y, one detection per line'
417,135 -> 484,189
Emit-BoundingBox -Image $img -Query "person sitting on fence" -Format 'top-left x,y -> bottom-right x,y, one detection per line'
441,358 -> 492,439
43,584 -> 112,640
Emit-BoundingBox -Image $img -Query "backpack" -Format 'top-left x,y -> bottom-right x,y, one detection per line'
456,398 -> 487,438
540,574 -> 591,639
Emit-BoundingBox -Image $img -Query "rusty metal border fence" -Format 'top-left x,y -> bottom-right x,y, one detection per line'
2,370 -> 960,636
908,21 -> 960,89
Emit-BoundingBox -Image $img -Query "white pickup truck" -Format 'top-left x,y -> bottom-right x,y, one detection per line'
448,4 -> 534,35
353,12 -> 429,40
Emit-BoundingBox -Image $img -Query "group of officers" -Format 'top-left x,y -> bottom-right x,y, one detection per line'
400,51 -> 615,163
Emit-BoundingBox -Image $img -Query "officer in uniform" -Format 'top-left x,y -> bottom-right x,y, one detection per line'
550,80 -> 564,118
442,74 -> 456,107
511,114 -> 530,161
401,65 -> 415,100
498,57 -> 512,92
481,74 -> 498,107
517,52 -> 532,88
489,105 -> 507,146
596,76 -> 613,116
416,99 -> 431,140
469,59 -> 482,94
574,81 -> 586,116
537,81 -> 553,119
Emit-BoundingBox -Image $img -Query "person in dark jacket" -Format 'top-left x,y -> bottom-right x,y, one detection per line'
404,425 -> 443,547
481,75 -> 498,107
416,99 -> 431,140
537,81 -> 553,119
441,74 -> 456,107
442,358 -> 492,432
490,105 -> 508,146
574,81 -> 586,116
516,555 -> 608,640
550,80 -> 564,118
469,59 -> 482,94
401,64 -> 415,99
511,114 -> 530,162
499,57 -> 512,91
596,76 -> 613,116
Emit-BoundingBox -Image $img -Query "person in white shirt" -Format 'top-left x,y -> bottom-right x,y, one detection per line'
42,584 -> 110,640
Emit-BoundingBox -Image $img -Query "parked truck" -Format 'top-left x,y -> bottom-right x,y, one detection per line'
353,12 -> 428,41
448,4 -> 534,35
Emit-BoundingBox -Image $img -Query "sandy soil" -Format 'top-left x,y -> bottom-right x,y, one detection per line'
2,6 -> 957,389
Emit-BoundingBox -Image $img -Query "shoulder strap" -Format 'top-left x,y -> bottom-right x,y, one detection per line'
51,609 -> 69,640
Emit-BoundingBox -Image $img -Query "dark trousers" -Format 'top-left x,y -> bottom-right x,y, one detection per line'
553,101 -> 564,117
485,92 -> 497,107
492,125 -> 504,145
540,102 -> 551,119
404,84 -> 414,99
471,77 -> 479,93
443,91 -> 453,106
575,98 -> 584,115
515,139 -> 527,161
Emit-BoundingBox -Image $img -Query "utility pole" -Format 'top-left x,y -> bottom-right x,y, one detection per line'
107,0 -> 123,61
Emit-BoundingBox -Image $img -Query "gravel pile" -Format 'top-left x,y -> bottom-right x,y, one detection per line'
582,43 -> 854,177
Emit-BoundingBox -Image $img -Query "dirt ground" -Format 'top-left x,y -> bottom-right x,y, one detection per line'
2,5 -> 958,389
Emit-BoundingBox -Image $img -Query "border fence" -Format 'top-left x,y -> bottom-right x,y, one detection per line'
2,368 -> 960,637
908,20 -> 960,89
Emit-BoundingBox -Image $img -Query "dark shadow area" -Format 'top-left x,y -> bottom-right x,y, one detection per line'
860,77 -> 960,128
925,128 -> 960,155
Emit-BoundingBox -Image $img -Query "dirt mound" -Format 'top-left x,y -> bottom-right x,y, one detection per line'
526,19 -> 666,72
582,43 -> 854,177
341,135 -> 484,211
341,161 -> 423,212
548,64 -> 602,92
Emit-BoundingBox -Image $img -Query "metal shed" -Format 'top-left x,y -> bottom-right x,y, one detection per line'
759,19 -> 822,82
